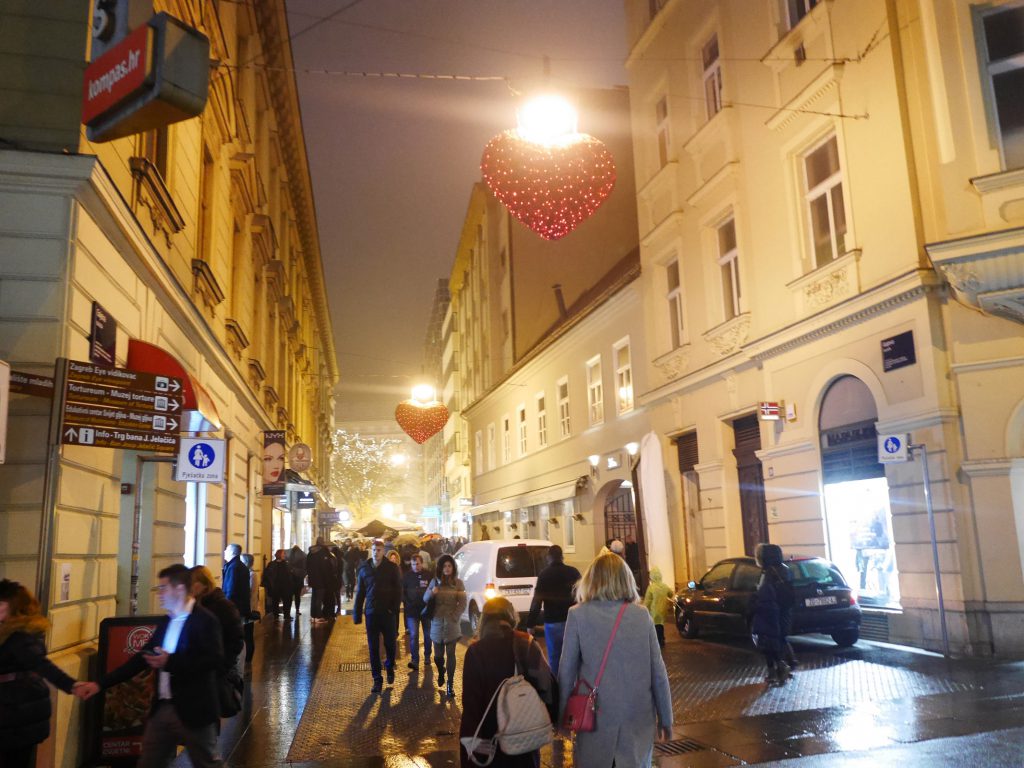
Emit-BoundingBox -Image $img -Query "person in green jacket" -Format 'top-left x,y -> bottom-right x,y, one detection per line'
643,567 -> 675,649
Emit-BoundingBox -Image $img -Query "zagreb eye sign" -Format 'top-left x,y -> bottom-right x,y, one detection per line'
175,438 -> 225,483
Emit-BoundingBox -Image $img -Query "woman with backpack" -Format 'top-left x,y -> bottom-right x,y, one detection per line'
460,597 -> 556,768
425,554 -> 467,698
752,543 -> 794,686
557,552 -> 672,768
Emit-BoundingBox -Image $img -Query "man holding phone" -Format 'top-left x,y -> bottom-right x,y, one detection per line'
77,564 -> 225,767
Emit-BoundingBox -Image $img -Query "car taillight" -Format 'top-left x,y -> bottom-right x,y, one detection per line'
849,593 -> 857,605
484,582 -> 499,600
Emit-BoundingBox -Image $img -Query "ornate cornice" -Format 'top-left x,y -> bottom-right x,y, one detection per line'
652,344 -> 691,384
703,313 -> 751,356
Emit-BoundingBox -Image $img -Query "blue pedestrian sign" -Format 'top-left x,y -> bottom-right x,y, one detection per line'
175,437 -> 225,482
878,433 -> 910,463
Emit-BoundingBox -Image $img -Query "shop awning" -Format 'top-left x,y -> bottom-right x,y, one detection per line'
468,478 -> 580,517
126,339 -> 222,431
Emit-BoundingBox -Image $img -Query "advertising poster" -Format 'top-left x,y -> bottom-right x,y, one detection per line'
96,616 -> 161,765
262,430 -> 286,495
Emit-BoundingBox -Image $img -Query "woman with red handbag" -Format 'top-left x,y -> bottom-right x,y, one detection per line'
557,553 -> 673,767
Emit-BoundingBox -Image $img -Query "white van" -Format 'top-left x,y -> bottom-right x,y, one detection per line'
452,539 -> 553,635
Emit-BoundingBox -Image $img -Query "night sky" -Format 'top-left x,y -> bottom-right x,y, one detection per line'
284,0 -> 628,420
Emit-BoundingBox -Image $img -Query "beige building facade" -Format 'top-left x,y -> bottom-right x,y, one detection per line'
0,2 -> 337,763
625,0 -> 1024,655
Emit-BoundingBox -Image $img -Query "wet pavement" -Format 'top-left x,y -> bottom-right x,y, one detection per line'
193,597 -> 1024,767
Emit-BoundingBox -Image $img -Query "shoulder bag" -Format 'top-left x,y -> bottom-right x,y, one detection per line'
561,601 -> 627,733
421,578 -> 437,621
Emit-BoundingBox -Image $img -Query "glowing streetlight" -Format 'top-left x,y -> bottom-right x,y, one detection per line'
517,94 -> 579,146
390,452 -> 408,467
381,502 -> 395,517
411,383 -> 437,404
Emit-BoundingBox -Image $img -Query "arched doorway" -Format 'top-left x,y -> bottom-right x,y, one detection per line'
819,375 -> 901,608
604,483 -> 645,589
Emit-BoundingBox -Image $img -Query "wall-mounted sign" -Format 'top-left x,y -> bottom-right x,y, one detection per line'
882,330 -> 916,372
878,434 -> 910,463
90,301 -> 118,366
288,442 -> 312,472
175,438 -> 225,482
317,510 -> 339,525
9,370 -> 55,399
759,401 -> 781,421
297,491 -> 316,508
82,23 -> 153,126
263,430 -> 286,494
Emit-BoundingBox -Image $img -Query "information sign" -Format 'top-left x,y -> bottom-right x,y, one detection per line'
9,370 -> 55,398
90,301 -> 118,365
174,438 -> 225,482
878,434 -> 910,463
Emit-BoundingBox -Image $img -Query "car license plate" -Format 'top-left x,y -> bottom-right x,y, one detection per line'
805,596 -> 837,607
502,587 -> 531,596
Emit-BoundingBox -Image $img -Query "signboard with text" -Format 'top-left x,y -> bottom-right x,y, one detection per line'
90,301 -> 118,365
878,434 -> 910,463
82,23 -> 153,125
882,331 -> 916,372
174,438 -> 225,483
61,360 -> 182,454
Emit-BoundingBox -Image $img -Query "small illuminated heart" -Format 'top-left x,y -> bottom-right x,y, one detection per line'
395,400 -> 450,444
480,130 -> 617,240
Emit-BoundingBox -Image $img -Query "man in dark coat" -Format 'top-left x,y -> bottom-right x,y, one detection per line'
287,545 -> 307,615
222,543 -> 251,620
526,545 -> 581,677
262,549 -> 294,618
307,537 -> 338,623
353,539 -> 403,693
80,564 -> 226,767
343,541 -> 363,601
401,554 -> 433,670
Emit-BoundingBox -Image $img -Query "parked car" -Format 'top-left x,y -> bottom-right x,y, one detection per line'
452,539 -> 553,636
674,555 -> 862,647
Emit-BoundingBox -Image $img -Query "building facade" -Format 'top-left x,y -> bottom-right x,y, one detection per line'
625,0 -> 1024,655
421,278 -> 450,528
0,2 -> 338,763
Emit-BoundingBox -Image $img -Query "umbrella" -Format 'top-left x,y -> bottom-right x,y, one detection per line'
393,533 -> 422,549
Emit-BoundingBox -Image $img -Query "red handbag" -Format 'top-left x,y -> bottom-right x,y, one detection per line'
562,602 -> 628,733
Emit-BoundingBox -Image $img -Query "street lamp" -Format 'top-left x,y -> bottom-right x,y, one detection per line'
517,94 -> 578,146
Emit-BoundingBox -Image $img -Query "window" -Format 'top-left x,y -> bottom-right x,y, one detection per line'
702,35 -> 723,119
517,405 -> 528,456
557,377 -> 571,438
474,430 -> 483,474
613,340 -> 634,414
666,260 -> 685,348
655,96 -> 671,168
803,134 -> 848,268
562,499 -> 576,553
141,127 -> 169,180
701,561 -> 734,590
786,0 -> 820,28
487,424 -> 496,470
717,217 -> 742,320
536,392 -> 548,447
184,482 -> 207,568
586,356 -> 604,425
502,416 -> 511,463
981,5 -> 1024,169
649,0 -> 669,21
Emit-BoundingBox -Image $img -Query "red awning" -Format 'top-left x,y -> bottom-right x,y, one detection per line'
126,339 -> 222,431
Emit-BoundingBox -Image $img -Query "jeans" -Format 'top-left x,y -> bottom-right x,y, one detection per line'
654,623 -> 665,649
405,614 -> 432,663
137,701 -> 223,768
365,612 -> 397,681
434,640 -> 458,685
544,621 -> 566,677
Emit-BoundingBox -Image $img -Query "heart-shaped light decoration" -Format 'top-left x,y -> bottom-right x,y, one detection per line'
395,400 -> 450,444
480,129 -> 616,240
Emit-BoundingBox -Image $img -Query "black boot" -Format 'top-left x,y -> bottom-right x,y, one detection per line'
446,681 -> 455,698
435,660 -> 445,688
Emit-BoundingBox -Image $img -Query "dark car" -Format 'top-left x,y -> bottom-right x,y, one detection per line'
674,556 -> 862,647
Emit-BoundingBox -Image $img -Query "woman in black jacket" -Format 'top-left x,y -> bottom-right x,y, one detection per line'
0,580 -> 86,768
190,566 -> 245,675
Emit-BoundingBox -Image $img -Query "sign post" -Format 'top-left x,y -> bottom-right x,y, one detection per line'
909,441 -> 950,658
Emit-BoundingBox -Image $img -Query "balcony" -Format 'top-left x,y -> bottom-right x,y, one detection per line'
926,226 -> 1024,324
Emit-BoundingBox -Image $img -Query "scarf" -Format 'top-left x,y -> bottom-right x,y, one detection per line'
0,613 -> 49,647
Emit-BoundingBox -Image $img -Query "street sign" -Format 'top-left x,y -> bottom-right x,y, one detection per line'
174,438 -> 225,483
9,370 -> 55,398
61,360 -> 183,454
90,301 -> 118,365
878,434 -> 910,463
318,510 -> 340,525
62,425 -> 178,452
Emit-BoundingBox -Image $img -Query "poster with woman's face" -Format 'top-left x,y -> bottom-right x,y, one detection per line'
263,431 -> 286,492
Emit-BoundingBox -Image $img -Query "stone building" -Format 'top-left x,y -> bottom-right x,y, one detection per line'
624,0 -> 1024,654
0,1 -> 337,762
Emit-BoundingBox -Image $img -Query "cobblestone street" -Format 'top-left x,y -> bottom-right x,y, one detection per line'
198,598 -> 1024,767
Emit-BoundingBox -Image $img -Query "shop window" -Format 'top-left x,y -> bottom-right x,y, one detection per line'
562,499 -> 576,553
979,4 -> 1024,169
803,134 -> 848,269
184,482 -> 207,568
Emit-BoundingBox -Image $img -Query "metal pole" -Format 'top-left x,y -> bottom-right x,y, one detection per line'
35,359 -> 68,616
912,443 -> 950,657
129,457 -> 146,616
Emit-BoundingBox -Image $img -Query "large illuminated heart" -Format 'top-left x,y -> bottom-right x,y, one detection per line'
395,400 -> 450,444
480,130 -> 617,240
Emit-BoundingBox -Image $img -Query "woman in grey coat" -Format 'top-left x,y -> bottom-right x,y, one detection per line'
426,554 -> 467,698
557,552 -> 672,767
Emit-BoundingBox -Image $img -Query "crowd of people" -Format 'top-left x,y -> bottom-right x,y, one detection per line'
0,532 -> 805,768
